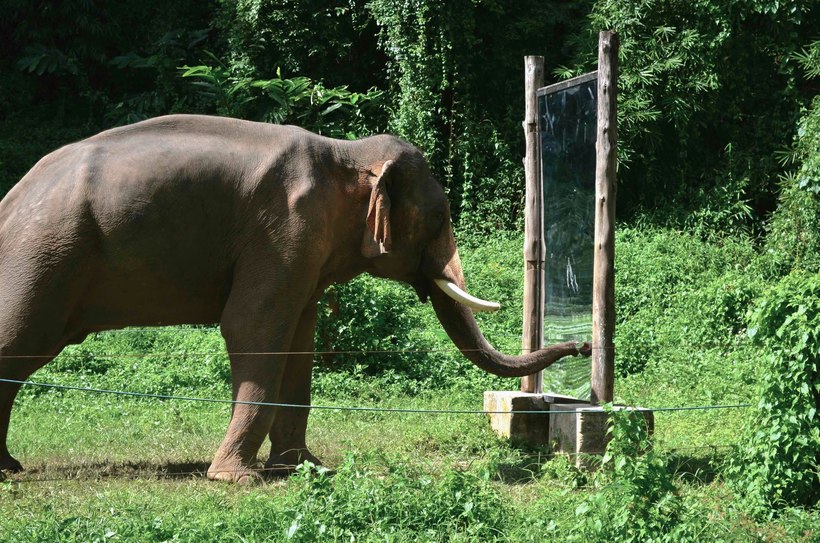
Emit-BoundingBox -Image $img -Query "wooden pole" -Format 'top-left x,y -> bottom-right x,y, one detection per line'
591,31 -> 618,405
521,56 -> 545,394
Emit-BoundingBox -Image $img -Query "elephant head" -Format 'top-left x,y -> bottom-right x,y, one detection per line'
355,137 -> 589,377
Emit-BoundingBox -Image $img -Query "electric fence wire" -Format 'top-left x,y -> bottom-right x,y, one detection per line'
0,377 -> 753,415
2,342 -> 745,359
0,343 -> 754,485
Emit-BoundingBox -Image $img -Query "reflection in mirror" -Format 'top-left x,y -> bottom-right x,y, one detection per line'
538,74 -> 596,399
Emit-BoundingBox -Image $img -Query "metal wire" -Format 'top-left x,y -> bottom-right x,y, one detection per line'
0,344 -> 605,360
1,376 -> 750,486
0,377 -> 753,414
2,348 -> 486,359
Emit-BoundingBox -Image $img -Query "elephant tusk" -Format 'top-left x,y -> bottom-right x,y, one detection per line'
433,279 -> 501,313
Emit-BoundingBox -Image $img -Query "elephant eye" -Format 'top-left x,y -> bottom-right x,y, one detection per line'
435,210 -> 447,231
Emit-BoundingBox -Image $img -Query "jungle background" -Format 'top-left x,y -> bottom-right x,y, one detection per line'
0,1 -> 818,541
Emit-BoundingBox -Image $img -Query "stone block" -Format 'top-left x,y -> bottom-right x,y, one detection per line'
483,391 -> 551,446
549,404 -> 654,468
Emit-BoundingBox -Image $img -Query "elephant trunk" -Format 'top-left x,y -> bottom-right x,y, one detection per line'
429,284 -> 584,377
423,226 -> 588,378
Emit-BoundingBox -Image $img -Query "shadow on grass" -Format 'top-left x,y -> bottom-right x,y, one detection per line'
492,446 -> 556,485
4,459 -> 213,482
666,449 -> 728,485
4,457 -> 339,484
492,442 -> 727,487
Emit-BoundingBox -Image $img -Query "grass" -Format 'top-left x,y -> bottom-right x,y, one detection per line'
2,372 -> 818,542
1,228 -> 818,541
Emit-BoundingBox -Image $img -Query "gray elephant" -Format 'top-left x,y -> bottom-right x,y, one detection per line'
0,115 -> 588,482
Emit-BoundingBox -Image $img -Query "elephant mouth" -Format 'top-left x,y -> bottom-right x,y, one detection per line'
411,278 -> 431,303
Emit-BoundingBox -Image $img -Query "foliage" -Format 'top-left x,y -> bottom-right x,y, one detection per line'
215,0 -> 383,91
766,93 -> 820,272
0,119 -> 89,198
614,226 -> 763,384
314,235 -> 525,396
3,0 -> 819,236
313,276 -> 429,394
283,457 -> 505,541
1,0 -> 216,125
367,0 -> 589,231
566,0 -> 819,233
102,28 -> 212,125
726,272 -> 820,513
25,327 -> 230,401
179,64 -> 384,139
560,407 -> 686,543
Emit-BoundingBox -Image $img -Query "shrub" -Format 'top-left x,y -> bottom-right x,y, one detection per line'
560,407 -> 685,543
179,65 -> 384,139
30,326 -> 230,399
315,234 -> 525,395
766,93 -> 820,272
726,272 -> 820,513
283,455 -> 507,541
570,0 -> 818,232
614,227 -> 761,378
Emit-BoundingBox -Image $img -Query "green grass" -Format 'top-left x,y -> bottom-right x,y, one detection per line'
1,228 -> 818,541
2,378 -> 818,542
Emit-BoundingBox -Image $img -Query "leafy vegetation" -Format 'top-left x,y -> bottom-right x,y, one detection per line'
568,0 -> 818,233
3,231 -> 816,540
727,273 -> 820,513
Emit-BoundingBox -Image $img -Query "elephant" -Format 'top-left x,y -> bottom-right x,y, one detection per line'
0,114 -> 589,483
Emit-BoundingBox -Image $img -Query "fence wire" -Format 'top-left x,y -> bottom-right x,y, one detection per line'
0,340 -> 754,486
0,377 -> 752,415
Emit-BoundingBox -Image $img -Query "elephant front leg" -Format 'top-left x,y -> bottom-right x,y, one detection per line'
266,303 -> 322,476
207,347 -> 288,484
208,277 -> 304,484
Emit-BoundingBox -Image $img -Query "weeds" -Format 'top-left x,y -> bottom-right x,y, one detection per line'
2,231 -> 819,541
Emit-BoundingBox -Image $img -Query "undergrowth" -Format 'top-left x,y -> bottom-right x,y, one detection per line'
4,228 -> 819,541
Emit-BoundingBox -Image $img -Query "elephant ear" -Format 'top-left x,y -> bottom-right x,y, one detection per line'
361,160 -> 395,258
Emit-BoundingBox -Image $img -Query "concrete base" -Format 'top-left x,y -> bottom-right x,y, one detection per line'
484,391 -> 551,446
549,404 -> 654,468
484,391 -> 654,468
483,391 -> 586,447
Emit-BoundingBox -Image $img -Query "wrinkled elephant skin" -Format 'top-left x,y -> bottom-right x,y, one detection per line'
0,115 -> 588,481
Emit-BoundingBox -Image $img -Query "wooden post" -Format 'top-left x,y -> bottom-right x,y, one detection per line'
591,31 -> 618,405
521,56 -> 545,394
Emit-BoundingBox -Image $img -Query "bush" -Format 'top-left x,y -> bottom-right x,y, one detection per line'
315,234 -> 525,396
179,66 -> 384,139
614,227 -> 762,379
766,94 -> 820,272
558,408 -> 686,542
314,276 -> 426,382
283,455 -> 507,541
726,272 -> 820,513
571,0 -> 818,232
28,326 -> 230,399
368,0 -> 588,232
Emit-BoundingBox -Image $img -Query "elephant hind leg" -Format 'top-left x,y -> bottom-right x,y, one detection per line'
265,302 -> 322,476
207,271 -> 312,483
0,282 -> 85,472
0,342 -> 65,473
207,321 -> 292,484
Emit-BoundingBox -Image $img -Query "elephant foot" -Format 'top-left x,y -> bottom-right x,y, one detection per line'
0,454 -> 23,473
206,457 -> 264,485
265,447 -> 323,477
